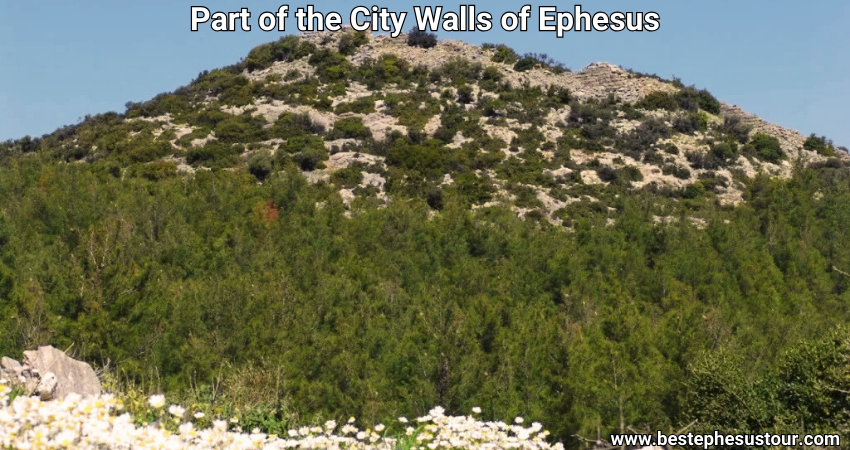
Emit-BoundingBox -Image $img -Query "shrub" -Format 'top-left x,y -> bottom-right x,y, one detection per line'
187,142 -> 241,168
337,31 -> 369,55
272,113 -> 325,139
488,44 -> 519,64
426,186 -> 444,210
721,115 -> 752,144
662,143 -> 680,155
437,58 -> 483,85
247,150 -> 274,181
597,166 -> 618,183
335,97 -> 377,114
673,113 -> 701,134
803,134 -> 836,156
746,133 -> 784,163
636,91 -> 678,111
329,117 -> 373,140
331,165 -> 364,188
307,49 -> 351,82
662,164 -> 691,180
676,87 -> 721,115
407,28 -> 437,49
356,54 -> 412,89
214,114 -> 268,143
243,36 -> 312,73
130,161 -> 178,181
686,151 -> 723,170
513,56 -> 536,72
293,147 -> 327,171
618,165 -> 644,183
278,135 -> 325,155
457,84 -> 474,104
710,141 -> 737,160
617,117 -> 670,152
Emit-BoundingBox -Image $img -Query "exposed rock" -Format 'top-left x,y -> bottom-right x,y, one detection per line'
15,346 -> 102,399
36,372 -> 58,400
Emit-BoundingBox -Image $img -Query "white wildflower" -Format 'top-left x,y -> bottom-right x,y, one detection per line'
168,405 -> 185,417
147,395 -> 165,409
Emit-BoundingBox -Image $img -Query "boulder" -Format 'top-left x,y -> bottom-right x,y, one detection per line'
21,346 -> 101,399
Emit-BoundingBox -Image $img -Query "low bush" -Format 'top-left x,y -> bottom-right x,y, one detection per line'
337,30 -> 369,55
721,115 -> 752,144
488,44 -> 518,64
745,133 -> 784,163
247,150 -> 274,181
636,91 -> 678,111
329,117 -> 373,140
407,28 -> 438,49
804,134 -> 836,156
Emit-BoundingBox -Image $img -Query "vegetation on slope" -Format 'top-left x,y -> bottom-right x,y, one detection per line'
0,32 -> 849,448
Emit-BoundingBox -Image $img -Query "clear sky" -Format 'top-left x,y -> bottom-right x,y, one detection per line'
1,1 -> 848,146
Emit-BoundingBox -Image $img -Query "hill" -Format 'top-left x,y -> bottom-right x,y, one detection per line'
1,30 -> 849,448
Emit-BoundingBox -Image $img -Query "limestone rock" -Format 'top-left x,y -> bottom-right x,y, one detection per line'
22,346 -> 101,399
36,372 -> 58,400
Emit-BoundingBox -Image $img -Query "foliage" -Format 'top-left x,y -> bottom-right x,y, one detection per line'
745,133 -> 785,163
804,134 -> 836,157
407,28 -> 438,49
487,44 -> 518,65
636,91 -> 678,111
337,30 -> 369,56
329,117 -> 373,140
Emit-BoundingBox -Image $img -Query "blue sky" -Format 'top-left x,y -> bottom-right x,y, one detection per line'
1,1 -> 848,146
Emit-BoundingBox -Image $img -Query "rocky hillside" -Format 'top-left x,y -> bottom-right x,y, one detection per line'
3,30 -> 850,448
3,30 -> 846,226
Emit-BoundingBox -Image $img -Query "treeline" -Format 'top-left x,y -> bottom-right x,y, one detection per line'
0,155 -> 849,447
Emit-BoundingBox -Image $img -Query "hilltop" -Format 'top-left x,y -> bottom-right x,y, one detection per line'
3,30 -> 846,224
1,31 -> 849,449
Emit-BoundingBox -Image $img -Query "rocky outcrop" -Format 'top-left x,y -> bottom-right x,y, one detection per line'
1,346 -> 101,400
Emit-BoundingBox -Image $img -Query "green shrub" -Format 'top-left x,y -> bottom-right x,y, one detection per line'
746,133 -> 784,163
308,49 -> 352,82
356,54 -> 413,89
673,113 -> 701,134
331,165 -> 364,188
803,134 -> 836,156
675,87 -> 721,115
247,150 -> 274,181
129,161 -> 178,181
271,113 -> 325,139
406,28 -> 438,49
187,141 -> 241,168
335,97 -> 377,115
710,141 -> 737,160
293,146 -> 328,171
488,44 -> 518,64
437,58 -> 483,85
337,30 -> 369,56
456,84 -> 474,104
329,117 -> 372,140
636,91 -> 678,111
662,164 -> 691,180
722,115 -> 752,144
243,36 -> 313,72
278,135 -> 325,155
214,114 -> 269,143
513,56 -> 536,72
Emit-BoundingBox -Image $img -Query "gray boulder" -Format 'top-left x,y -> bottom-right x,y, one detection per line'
19,346 -> 101,399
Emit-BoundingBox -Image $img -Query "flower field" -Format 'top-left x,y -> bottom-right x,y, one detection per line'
0,380 -> 565,449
